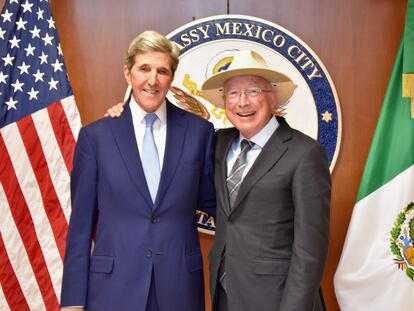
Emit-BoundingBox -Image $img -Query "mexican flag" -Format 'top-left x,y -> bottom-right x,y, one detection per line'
334,1 -> 414,310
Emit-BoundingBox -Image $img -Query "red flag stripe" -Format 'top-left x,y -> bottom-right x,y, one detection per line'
2,121 -> 64,299
17,116 -> 68,261
0,233 -> 28,311
32,107 -> 72,223
0,282 -> 11,311
0,133 -> 60,311
0,182 -> 45,310
48,101 -> 77,174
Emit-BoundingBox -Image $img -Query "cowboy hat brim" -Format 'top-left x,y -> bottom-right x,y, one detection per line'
201,67 -> 295,108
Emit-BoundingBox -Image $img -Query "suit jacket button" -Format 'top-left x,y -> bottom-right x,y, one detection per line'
151,216 -> 159,224
146,249 -> 152,258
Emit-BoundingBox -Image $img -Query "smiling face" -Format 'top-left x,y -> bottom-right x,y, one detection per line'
223,75 -> 278,139
124,51 -> 173,113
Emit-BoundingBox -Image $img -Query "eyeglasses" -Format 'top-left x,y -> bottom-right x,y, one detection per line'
223,87 -> 272,99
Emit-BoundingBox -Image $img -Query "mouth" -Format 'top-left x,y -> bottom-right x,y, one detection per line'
143,88 -> 159,95
237,111 -> 255,117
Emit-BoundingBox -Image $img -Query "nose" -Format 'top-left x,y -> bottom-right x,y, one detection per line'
238,92 -> 249,107
147,70 -> 158,86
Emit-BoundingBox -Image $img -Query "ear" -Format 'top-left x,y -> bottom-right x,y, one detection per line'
269,88 -> 279,110
123,65 -> 131,85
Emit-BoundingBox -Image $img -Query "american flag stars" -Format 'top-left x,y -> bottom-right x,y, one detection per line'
16,17 -> 27,30
37,7 -> 44,20
21,0 -> 34,13
30,25 -> 40,38
5,96 -> 17,110
0,0 -> 71,125
1,9 -> 13,23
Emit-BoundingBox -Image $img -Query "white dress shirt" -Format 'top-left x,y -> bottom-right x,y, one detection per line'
226,116 -> 279,180
129,96 -> 167,169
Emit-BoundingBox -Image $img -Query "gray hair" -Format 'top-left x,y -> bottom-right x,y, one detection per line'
125,30 -> 180,74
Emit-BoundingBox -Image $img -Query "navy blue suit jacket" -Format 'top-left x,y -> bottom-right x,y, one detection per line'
61,100 -> 215,310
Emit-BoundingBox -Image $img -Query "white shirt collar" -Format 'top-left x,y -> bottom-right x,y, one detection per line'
129,96 -> 167,125
238,116 -> 279,149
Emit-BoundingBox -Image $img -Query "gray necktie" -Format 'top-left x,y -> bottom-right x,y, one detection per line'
142,113 -> 160,203
226,139 -> 253,208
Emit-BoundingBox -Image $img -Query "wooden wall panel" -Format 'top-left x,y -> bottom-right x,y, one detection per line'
0,0 -> 407,310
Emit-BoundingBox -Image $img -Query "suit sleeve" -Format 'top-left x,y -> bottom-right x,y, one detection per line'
279,143 -> 331,311
60,128 -> 98,307
197,123 -> 216,218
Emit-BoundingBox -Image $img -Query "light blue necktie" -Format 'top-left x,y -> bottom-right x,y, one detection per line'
142,113 -> 160,203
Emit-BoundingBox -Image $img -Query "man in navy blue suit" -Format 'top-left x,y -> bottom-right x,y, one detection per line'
60,30 -> 215,311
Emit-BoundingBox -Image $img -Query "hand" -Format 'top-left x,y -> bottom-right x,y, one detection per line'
105,102 -> 125,118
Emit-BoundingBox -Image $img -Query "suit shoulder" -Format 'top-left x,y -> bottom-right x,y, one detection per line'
80,116 -> 106,130
286,128 -> 329,166
290,127 -> 320,146
78,116 -> 114,136
277,119 -> 326,160
180,107 -> 214,130
278,117 -> 320,147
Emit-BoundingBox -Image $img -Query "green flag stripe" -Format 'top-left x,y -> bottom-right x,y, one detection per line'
403,0 -> 414,72
356,41 -> 414,202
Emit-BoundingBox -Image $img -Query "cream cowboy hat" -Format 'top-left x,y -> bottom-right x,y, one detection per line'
201,50 -> 295,108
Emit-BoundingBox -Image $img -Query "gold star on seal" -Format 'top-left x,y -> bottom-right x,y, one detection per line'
321,111 -> 332,123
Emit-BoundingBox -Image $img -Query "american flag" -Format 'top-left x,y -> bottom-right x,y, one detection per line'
0,0 -> 81,310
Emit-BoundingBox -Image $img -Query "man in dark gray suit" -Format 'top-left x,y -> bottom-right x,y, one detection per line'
201,50 -> 331,311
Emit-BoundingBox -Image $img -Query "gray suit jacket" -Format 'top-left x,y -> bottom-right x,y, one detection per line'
209,117 -> 331,311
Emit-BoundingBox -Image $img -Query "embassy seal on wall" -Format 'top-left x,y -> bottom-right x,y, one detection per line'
166,15 -> 342,235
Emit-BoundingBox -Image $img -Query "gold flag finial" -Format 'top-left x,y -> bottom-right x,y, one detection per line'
402,73 -> 414,119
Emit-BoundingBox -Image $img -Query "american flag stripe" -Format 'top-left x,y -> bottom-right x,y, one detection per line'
4,119 -> 67,287
0,186 -> 42,311
17,116 -> 68,260
0,104 -> 78,310
47,100 -> 77,174
0,130 -> 60,310
61,96 -> 81,142
34,103 -> 72,222
0,231 -> 29,310
0,273 -> 13,311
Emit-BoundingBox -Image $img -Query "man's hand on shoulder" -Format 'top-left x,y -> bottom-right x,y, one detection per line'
104,102 -> 125,118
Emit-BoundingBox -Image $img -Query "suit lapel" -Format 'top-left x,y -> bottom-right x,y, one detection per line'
109,102 -> 153,207
153,101 -> 186,209
230,117 -> 292,214
216,128 -> 239,217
